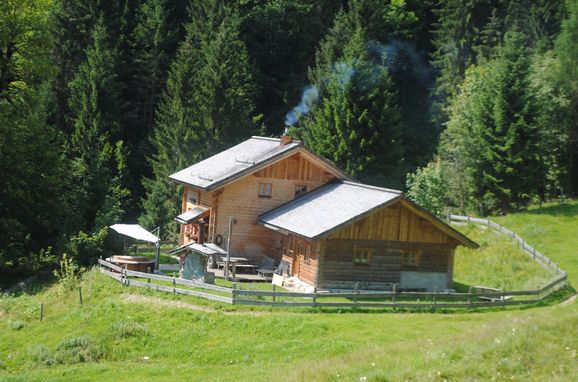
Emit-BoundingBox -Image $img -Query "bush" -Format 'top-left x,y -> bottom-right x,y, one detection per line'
67,227 -> 108,266
406,160 -> 447,216
28,345 -> 56,366
10,320 -> 25,330
112,320 -> 149,340
53,254 -> 84,295
54,336 -> 103,364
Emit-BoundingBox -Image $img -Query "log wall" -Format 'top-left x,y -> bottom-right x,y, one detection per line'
320,239 -> 454,290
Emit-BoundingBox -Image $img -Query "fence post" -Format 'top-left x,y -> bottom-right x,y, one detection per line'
353,282 -> 359,305
432,286 -> 437,308
468,287 -> 472,305
272,284 -> 276,302
312,287 -> 317,308
392,283 -> 397,304
173,277 -> 176,293
78,286 -> 83,305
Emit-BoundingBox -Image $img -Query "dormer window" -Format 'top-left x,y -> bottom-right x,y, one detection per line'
258,183 -> 272,198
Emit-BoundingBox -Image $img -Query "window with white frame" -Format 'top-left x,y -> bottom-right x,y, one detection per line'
258,183 -> 272,198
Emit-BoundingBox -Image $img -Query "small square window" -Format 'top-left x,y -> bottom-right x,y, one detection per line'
258,183 -> 272,198
187,189 -> 198,205
295,185 -> 307,198
353,247 -> 373,266
402,250 -> 420,269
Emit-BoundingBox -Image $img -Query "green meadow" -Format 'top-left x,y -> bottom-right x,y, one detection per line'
1,202 -> 577,381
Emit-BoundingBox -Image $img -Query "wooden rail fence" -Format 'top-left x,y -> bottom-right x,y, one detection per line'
448,214 -> 566,275
98,252 -> 568,310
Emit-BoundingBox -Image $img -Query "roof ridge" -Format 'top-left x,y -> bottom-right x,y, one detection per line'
250,136 -> 281,142
340,180 -> 403,194
250,135 -> 303,144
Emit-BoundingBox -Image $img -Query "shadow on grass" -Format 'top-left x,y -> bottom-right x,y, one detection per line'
452,281 -> 473,293
528,202 -> 578,217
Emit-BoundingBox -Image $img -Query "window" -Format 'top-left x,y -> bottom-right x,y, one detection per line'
275,234 -> 285,249
258,183 -> 272,198
304,244 -> 311,264
353,247 -> 373,266
402,250 -> 420,269
187,189 -> 198,205
295,185 -> 307,198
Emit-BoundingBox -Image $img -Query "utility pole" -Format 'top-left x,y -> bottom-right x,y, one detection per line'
154,226 -> 161,272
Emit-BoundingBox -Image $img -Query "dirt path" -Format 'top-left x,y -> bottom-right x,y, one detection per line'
560,293 -> 577,306
121,293 -> 275,316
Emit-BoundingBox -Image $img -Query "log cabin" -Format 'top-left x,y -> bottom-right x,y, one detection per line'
168,135 -> 478,291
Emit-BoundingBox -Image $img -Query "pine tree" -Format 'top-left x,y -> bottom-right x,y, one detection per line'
299,13 -> 404,188
68,19 -> 129,236
441,31 -> 542,214
140,1 -> 256,236
0,0 -> 66,284
555,0 -> 578,195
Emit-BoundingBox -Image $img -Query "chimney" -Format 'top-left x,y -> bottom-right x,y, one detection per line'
280,126 -> 292,146
198,219 -> 206,245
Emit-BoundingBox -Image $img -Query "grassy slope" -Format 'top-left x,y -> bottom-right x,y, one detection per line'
1,202 -> 577,381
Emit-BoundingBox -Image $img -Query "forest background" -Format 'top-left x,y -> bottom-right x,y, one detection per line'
2,0 -> 578,286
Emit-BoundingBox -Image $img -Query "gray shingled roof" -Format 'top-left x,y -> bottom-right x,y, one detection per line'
169,136 -> 301,190
258,181 -> 402,239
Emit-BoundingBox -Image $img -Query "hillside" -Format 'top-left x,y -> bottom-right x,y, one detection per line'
1,202 -> 576,381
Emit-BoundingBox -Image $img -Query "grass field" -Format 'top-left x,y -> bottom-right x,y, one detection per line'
1,202 -> 577,381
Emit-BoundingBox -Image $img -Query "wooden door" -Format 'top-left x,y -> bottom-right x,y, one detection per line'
290,237 -> 299,276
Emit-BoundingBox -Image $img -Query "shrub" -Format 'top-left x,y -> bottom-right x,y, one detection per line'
28,345 -> 56,366
406,160 -> 447,216
10,320 -> 25,330
53,336 -> 103,364
53,253 -> 84,294
112,320 -> 149,340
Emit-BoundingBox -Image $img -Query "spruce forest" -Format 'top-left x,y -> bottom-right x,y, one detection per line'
2,0 -> 577,286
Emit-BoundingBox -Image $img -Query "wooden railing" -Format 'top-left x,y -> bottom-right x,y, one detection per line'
98,254 -> 569,310
447,214 -> 566,275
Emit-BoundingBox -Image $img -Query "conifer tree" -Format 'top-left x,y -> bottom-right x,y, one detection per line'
68,19 -> 129,237
299,12 -> 404,188
442,31 -> 542,214
555,0 -> 578,194
140,1 -> 256,236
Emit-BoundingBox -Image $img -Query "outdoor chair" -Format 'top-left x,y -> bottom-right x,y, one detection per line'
256,256 -> 278,278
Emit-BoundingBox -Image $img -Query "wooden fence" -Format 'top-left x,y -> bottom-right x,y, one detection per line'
98,254 -> 568,310
448,214 -> 566,275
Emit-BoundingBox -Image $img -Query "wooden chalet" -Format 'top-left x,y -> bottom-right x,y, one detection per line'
169,135 -> 477,291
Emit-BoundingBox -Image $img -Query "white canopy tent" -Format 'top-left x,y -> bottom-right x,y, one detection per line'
109,224 -> 161,270
109,224 -> 159,243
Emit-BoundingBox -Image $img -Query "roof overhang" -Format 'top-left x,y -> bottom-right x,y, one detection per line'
175,206 -> 209,224
168,142 -> 350,192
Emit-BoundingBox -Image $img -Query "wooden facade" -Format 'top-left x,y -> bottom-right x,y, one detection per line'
178,151 -> 336,261
318,200 -> 459,290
